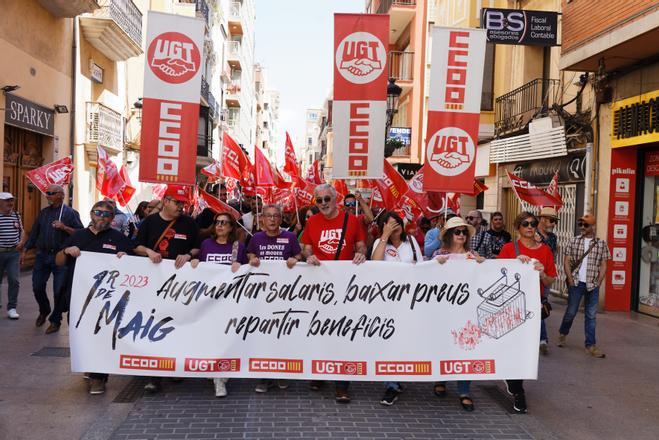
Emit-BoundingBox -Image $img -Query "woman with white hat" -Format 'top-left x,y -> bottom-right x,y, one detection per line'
432,216 -> 484,411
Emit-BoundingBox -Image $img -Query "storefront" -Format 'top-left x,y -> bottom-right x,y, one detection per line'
605,89 -> 659,317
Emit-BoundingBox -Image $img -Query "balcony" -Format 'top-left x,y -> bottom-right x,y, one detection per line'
38,0 -> 99,17
225,40 -> 242,70
377,1 -> 416,44
85,102 -> 124,158
201,76 -> 210,103
228,1 -> 243,36
388,51 -> 414,92
227,111 -> 240,129
225,80 -> 242,108
495,78 -> 561,138
79,0 -> 142,61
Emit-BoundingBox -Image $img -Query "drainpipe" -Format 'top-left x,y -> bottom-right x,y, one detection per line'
584,142 -> 593,214
69,17 -> 78,207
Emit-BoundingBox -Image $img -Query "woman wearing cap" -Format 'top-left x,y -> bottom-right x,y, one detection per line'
371,211 -> 423,406
431,216 -> 484,411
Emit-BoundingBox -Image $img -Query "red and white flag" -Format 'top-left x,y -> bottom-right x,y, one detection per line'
25,156 -> 74,194
333,14 -> 388,179
152,184 -> 167,198
116,165 -> 136,206
293,180 -> 317,207
222,133 -> 250,182
507,171 -> 563,207
545,170 -> 563,206
333,179 -> 349,205
199,189 -> 241,220
96,147 -> 125,199
201,160 -> 222,182
422,27 -> 487,193
254,147 -> 278,187
139,11 -> 205,185
306,160 -> 324,185
284,132 -> 300,179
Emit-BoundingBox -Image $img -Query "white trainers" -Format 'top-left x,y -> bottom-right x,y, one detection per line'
213,378 -> 228,398
7,309 -> 19,319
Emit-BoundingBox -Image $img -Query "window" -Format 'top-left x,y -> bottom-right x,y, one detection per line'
307,137 -> 313,146
263,121 -> 268,129
481,43 -> 495,111
264,103 -> 269,110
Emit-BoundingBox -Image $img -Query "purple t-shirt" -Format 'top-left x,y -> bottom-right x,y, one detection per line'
246,230 -> 302,261
199,238 -> 247,265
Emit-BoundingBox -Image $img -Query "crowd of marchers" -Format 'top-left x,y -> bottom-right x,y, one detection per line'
0,182 -> 609,414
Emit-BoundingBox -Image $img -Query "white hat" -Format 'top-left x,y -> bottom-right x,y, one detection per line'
0,192 -> 15,200
440,216 -> 476,239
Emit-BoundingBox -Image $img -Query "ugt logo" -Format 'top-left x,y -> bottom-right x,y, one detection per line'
46,163 -> 72,184
148,32 -> 200,84
335,32 -> 386,84
426,126 -> 475,177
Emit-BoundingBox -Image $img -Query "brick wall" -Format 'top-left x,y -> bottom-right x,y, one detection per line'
562,0 -> 659,53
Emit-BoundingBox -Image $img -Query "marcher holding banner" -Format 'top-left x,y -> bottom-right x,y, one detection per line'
498,212 -> 557,413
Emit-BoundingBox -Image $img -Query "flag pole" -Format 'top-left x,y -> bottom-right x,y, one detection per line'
58,203 -> 64,221
444,194 -> 448,222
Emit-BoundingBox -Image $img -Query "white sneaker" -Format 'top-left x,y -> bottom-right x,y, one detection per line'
7,309 -> 19,319
213,378 -> 228,398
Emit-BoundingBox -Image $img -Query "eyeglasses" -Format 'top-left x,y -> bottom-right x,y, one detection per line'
453,228 -> 468,236
315,196 -> 332,204
215,219 -> 231,226
45,191 -> 62,196
263,213 -> 282,219
521,220 -> 539,228
466,216 -> 479,221
91,210 -> 113,218
344,201 -> 356,207
577,222 -> 591,228
166,197 -> 185,206
547,218 -> 557,224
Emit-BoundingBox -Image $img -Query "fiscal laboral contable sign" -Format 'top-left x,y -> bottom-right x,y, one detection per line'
139,11 -> 204,185
70,253 -> 541,381
422,27 -> 486,193
332,14 -> 388,179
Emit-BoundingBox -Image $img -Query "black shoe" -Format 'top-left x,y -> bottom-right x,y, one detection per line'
513,393 -> 527,414
144,380 -> 162,393
460,396 -> 475,412
35,314 -> 48,327
310,380 -> 325,391
335,387 -> 351,403
380,387 -> 399,406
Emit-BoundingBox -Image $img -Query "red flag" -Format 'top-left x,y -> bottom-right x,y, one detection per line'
225,177 -> 238,199
201,160 -> 222,182
199,189 -> 241,220
272,188 -> 296,213
373,160 -> 409,210
25,156 -> 74,194
152,184 -> 167,198
293,180 -> 317,207
507,171 -> 563,207
545,170 -> 563,207
333,179 -> 349,205
469,180 -> 489,197
306,160 -> 324,184
96,147 -> 125,198
242,160 -> 256,197
222,133 -> 249,181
254,146 -> 277,187
284,132 -> 300,179
116,166 -> 136,206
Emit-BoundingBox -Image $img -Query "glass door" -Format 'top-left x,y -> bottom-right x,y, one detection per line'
638,173 -> 659,317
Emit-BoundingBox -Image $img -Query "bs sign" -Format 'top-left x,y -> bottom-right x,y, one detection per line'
481,8 -> 558,46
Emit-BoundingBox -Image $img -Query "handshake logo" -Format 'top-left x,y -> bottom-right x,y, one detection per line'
148,32 -> 200,84
426,127 -> 475,177
336,32 -> 386,85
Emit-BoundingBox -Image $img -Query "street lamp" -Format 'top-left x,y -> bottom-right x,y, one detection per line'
385,78 -> 402,158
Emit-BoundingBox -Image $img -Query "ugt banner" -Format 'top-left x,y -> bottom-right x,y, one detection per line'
70,253 -> 540,381
139,11 -> 205,185
332,14 -> 388,179
423,27 -> 486,193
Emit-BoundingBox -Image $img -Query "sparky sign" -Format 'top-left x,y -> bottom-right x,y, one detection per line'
139,11 -> 204,185
423,27 -> 486,193
332,14 -> 388,179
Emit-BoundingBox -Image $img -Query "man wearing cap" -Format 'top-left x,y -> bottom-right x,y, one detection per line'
536,207 -> 559,354
134,185 -> 200,392
23,184 -> 83,331
0,193 -> 27,319
558,214 -> 610,358
467,210 -> 494,259
423,208 -> 456,258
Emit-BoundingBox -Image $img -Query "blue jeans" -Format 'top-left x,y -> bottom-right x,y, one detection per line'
437,381 -> 472,396
32,251 -> 67,323
559,282 -> 599,347
0,250 -> 20,309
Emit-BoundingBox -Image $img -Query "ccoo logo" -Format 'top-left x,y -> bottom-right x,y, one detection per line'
335,32 -> 386,84
148,32 -> 200,84
426,127 -> 475,177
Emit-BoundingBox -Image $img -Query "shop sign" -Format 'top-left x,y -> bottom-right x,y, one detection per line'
612,89 -> 659,148
388,127 -> 411,145
396,163 -> 422,180
511,153 -> 585,185
645,150 -> 659,176
4,93 -> 55,137
481,8 -> 559,46
91,63 -> 104,83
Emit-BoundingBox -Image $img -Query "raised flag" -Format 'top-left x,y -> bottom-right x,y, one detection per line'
25,156 -> 74,194
199,189 -> 241,220
284,132 -> 300,179
293,180 -> 317,207
222,133 -> 249,181
201,160 -> 222,182
545,170 -> 562,207
507,171 -> 563,207
116,166 -> 136,206
333,14 -> 388,179
333,179 -> 349,205
139,11 -> 205,185
96,147 -> 125,198
306,160 -> 324,185
423,27 -> 487,193
254,147 -> 277,187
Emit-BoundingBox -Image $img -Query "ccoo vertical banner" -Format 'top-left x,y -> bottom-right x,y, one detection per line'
139,11 -> 205,185
333,14 -> 388,179
422,27 -> 486,193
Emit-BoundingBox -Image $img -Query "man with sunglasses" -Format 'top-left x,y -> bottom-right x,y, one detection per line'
558,214 -> 610,358
23,184 -> 83,332
301,184 -> 367,403
467,210 -> 494,259
54,200 -> 134,393
536,207 -> 559,354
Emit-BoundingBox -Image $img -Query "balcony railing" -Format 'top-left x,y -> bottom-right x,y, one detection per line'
86,102 -> 123,152
201,76 -> 210,101
377,0 -> 416,13
227,113 -> 240,129
226,80 -> 242,95
388,51 -> 414,81
230,1 -> 241,20
80,0 -> 142,60
103,0 -> 142,48
390,145 -> 411,157
495,78 -> 561,137
226,40 -> 241,58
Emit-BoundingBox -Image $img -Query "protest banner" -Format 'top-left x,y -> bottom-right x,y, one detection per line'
70,253 -> 540,381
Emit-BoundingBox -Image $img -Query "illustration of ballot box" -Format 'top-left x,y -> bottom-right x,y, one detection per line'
476,269 -> 530,339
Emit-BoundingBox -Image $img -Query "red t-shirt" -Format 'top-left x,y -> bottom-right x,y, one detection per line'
498,240 -> 557,294
301,210 -> 366,261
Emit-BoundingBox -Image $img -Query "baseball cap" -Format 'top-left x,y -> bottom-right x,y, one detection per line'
579,214 -> 596,225
0,192 -> 15,200
164,185 -> 192,202
539,207 -> 559,219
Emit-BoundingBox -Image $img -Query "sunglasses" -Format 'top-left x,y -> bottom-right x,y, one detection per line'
215,219 -> 231,226
466,216 -> 479,221
91,210 -> 113,218
453,228 -> 469,236
577,222 -> 591,228
344,201 -> 356,207
521,220 -> 539,228
46,191 -> 62,196
547,218 -> 557,224
315,196 -> 332,204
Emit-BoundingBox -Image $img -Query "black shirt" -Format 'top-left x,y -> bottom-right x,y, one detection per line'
136,213 -> 199,259
487,229 -> 512,256
195,208 -> 215,230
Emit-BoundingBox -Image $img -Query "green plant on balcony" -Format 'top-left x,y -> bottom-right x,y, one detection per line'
385,137 -> 404,157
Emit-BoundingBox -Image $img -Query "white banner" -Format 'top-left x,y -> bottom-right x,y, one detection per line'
70,253 -> 540,381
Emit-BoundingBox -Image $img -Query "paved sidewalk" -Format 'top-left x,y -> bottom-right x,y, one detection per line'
2,271 -> 659,439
